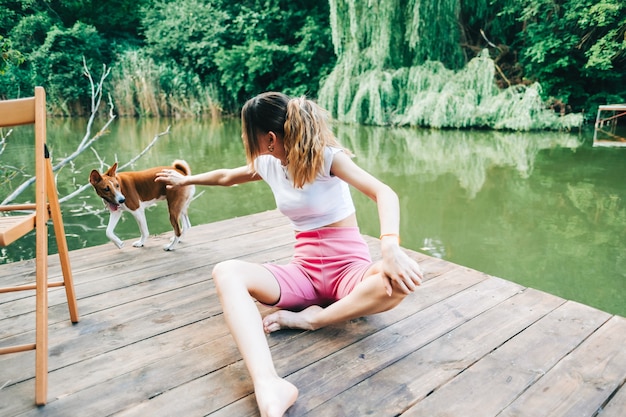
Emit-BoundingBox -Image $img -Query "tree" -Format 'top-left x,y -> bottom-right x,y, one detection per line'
142,0 -> 335,110
29,22 -> 112,114
2,0 -> 621,123
44,0 -> 150,41
142,0 -> 229,84
517,0 -> 625,108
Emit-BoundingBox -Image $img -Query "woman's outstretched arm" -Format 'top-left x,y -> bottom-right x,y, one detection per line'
155,165 -> 260,188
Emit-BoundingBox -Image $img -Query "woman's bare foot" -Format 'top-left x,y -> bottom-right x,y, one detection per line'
255,376 -> 299,417
263,305 -> 324,333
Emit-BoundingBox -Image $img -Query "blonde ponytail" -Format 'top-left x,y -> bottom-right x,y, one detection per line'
284,97 -> 345,188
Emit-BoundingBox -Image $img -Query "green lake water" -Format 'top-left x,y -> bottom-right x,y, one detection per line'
1,117 -> 625,316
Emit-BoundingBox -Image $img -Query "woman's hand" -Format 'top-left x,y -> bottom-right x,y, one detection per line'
380,240 -> 423,296
155,169 -> 186,188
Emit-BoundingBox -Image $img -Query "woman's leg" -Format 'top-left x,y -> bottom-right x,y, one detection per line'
212,259 -> 298,417
263,261 -> 407,332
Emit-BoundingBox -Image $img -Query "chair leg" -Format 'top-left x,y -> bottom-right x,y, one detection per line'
54,228 -> 79,323
46,159 -> 79,323
34,213 -> 49,405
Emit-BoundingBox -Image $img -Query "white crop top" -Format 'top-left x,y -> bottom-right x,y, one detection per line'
254,146 -> 355,230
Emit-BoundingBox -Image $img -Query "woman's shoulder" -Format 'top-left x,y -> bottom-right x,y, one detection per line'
323,146 -> 345,164
253,155 -> 279,178
325,145 -> 344,155
323,146 -> 347,176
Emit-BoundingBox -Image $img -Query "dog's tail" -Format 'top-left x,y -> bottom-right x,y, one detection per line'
173,159 -> 191,176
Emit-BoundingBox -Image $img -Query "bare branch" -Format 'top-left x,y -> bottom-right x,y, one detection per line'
52,101 -> 116,172
0,128 -> 11,157
118,125 -> 171,171
480,29 -> 497,48
91,147 -> 107,171
78,57 -> 112,151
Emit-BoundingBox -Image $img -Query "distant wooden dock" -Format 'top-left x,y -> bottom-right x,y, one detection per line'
1,210 -> 625,416
594,104 -> 626,146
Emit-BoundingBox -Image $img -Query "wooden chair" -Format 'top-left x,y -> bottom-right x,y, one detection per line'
0,87 -> 79,405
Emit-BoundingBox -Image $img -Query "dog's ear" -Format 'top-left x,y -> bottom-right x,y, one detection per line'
105,162 -> 118,177
89,170 -> 102,185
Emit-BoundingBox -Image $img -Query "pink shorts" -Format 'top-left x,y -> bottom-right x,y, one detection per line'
263,227 -> 373,311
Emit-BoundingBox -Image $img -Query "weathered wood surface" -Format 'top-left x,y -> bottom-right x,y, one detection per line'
0,209 -> 624,416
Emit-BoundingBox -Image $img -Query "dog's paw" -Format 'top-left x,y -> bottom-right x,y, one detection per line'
163,236 -> 180,251
132,240 -> 145,248
113,240 -> 124,249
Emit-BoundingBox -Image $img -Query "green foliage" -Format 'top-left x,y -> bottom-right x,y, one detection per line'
0,0 -> 623,126
320,1 -> 583,130
321,50 -> 583,130
0,35 -> 24,75
29,22 -> 111,114
9,12 -> 55,53
578,1 -> 626,73
44,0 -> 151,41
214,41 -> 289,107
510,0 -> 625,115
323,0 -> 448,122
142,0 -> 334,108
0,0 -> 30,35
1,0 -> 333,115
142,0 -> 229,83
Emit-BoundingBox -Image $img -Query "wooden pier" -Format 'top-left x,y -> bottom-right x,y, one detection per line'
594,104 -> 626,146
1,210 -> 625,416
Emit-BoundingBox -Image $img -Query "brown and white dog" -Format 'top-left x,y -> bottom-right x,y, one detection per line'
89,160 -> 195,251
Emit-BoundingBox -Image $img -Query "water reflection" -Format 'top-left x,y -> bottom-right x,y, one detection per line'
1,118 -> 625,318
336,125 -> 581,198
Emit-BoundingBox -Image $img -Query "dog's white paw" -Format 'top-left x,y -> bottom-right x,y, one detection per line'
163,236 -> 180,251
132,240 -> 145,248
113,240 -> 124,249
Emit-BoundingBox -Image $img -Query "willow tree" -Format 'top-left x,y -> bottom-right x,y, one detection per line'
318,0 -> 582,130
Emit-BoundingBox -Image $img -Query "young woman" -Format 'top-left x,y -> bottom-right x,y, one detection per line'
155,92 -> 423,417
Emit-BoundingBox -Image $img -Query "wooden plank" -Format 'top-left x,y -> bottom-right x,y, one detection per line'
401,301 -> 612,417
0,96 -> 36,127
309,288 -> 566,416
1,278 -> 214,382
498,315 -> 626,417
598,104 -> 626,111
4,321 -> 241,417
1,317 -> 224,416
0,213 -> 36,247
599,383 -> 626,417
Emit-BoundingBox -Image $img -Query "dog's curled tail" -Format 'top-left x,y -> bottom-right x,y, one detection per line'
173,159 -> 192,176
